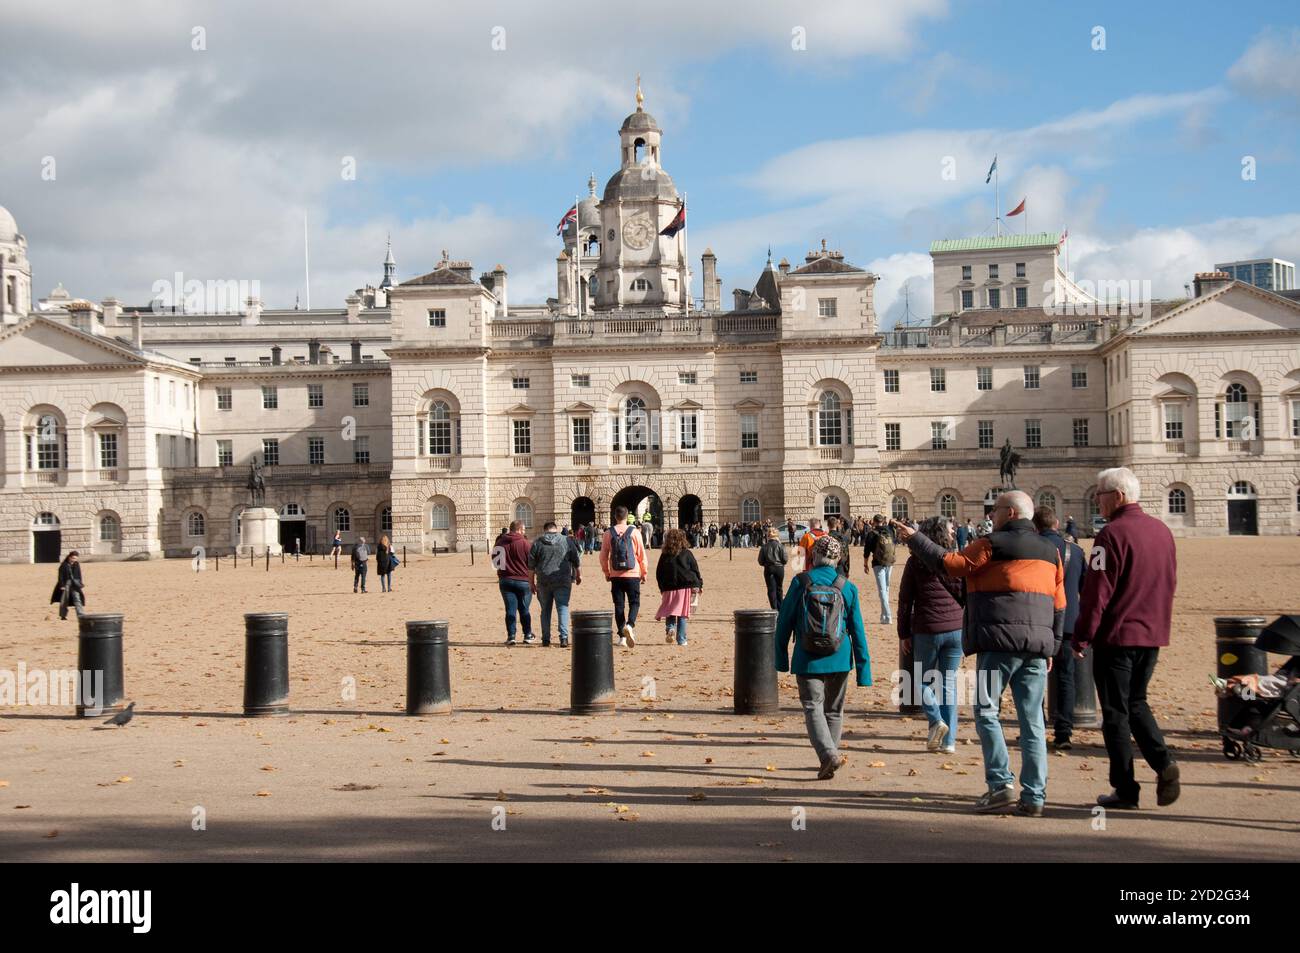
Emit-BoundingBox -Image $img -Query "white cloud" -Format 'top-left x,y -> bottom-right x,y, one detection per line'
1228,29 -> 1300,105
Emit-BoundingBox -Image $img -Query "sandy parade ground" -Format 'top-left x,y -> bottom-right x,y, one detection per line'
1,537 -> 1297,863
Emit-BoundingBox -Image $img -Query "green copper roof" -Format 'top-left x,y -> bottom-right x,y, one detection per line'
930,232 -> 1060,253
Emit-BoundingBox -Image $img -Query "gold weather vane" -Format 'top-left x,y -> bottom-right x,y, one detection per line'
635,74 -> 644,110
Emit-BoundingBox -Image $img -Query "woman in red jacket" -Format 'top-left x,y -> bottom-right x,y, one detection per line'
897,516 -> 965,753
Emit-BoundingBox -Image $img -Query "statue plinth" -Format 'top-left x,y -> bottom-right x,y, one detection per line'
239,507 -> 282,556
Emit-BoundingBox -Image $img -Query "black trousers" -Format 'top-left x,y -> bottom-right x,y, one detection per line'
763,568 -> 784,611
1093,645 -> 1172,800
1051,640 -> 1076,737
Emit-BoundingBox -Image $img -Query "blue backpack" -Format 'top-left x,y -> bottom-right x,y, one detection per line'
796,572 -> 848,656
609,527 -> 636,572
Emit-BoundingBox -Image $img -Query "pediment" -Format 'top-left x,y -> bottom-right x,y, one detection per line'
1135,284 -> 1300,336
0,317 -> 144,368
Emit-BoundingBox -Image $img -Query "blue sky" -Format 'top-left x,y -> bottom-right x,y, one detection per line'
2,1 -> 1297,324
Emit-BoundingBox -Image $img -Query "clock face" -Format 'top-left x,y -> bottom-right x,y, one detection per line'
622,217 -> 655,250
607,229 -> 615,241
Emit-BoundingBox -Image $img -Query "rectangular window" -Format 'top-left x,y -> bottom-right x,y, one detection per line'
1015,262 -> 1026,278
678,371 -> 697,385
988,288 -> 1001,309
352,383 -> 369,407
988,263 -> 999,279
571,417 -> 591,454
189,357 -> 201,365
262,439 -> 279,466
1014,286 -> 1028,308
353,435 -> 370,464
224,357 -> 236,365
168,381 -> 176,405
1073,418 -> 1089,447
98,433 -> 118,469
930,367 -> 946,392
1291,399 -> 1300,438
740,414 -> 759,450
1071,364 -> 1088,389
512,376 -> 529,390
961,289 -> 973,310
739,370 -> 758,384
428,309 -> 446,327
978,420 -> 994,449
216,387 -> 232,410
817,298 -> 837,318
512,419 -> 531,455
883,369 -> 900,393
961,264 -> 972,281
309,436 -> 325,465
308,384 -> 324,408
1023,365 -> 1040,389
217,440 -> 233,467
571,374 -> 590,388
930,421 -> 948,450
884,422 -> 901,451
977,366 -> 992,391
1025,419 -> 1042,449
262,386 -> 278,409
679,413 -> 698,450
1164,403 -> 1184,440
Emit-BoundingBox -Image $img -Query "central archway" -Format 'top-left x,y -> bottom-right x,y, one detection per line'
570,496 -> 596,530
611,485 -> 662,528
678,494 -> 702,528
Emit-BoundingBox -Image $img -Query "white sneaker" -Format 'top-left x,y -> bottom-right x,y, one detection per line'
617,637 -> 628,647
927,721 -> 949,752
941,744 -> 956,754
623,625 -> 636,649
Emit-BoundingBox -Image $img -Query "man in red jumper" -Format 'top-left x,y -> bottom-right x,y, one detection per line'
1073,467 -> 1180,809
493,520 -> 535,646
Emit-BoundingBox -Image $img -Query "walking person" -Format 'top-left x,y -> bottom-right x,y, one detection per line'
1073,467 -> 1181,809
528,520 -> 582,648
600,505 -> 647,649
330,530 -> 343,558
1034,506 -> 1085,750
708,522 -> 718,548
892,489 -> 1065,817
862,515 -> 897,624
351,536 -> 370,593
828,515 -> 852,576
51,551 -> 86,620
376,534 -> 397,592
655,528 -> 702,646
786,517 -> 796,545
493,521 -> 535,646
797,517 -> 826,571
956,518 -> 973,549
774,536 -> 871,779
896,517 -> 964,754
757,527 -> 788,611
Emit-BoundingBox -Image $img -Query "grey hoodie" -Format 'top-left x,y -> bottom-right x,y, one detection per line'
528,532 -> 579,586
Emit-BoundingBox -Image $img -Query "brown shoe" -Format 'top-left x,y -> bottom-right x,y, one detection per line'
817,754 -> 847,780
1156,762 -> 1181,807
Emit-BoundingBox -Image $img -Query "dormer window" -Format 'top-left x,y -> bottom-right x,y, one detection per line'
631,278 -> 651,291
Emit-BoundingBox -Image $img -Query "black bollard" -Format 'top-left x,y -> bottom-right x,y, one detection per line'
76,614 -> 126,717
570,610 -> 616,715
1214,616 -> 1270,729
405,620 -> 452,715
733,609 -> 779,715
243,612 -> 290,717
469,542 -> 474,566
1047,644 -> 1102,729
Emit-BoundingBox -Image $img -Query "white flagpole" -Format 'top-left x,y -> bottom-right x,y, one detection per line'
575,194 -> 581,319
994,160 -> 1001,237
682,193 -> 690,316
303,214 -> 311,310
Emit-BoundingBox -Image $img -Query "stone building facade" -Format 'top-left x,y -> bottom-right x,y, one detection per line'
1,97 -> 1297,561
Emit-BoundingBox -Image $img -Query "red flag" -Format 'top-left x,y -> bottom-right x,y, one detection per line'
1058,227 -> 1068,246
555,205 -> 577,235
1007,197 -> 1026,217
659,202 -> 685,237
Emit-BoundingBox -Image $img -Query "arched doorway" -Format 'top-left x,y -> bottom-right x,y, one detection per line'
571,496 -> 596,530
678,494 -> 702,529
611,485 -> 662,528
32,512 -> 61,563
983,488 -> 1000,515
1227,481 -> 1258,536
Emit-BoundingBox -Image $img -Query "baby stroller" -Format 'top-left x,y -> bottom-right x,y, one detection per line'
1221,614 -> 1300,763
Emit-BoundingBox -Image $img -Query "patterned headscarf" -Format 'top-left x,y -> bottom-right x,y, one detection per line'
812,534 -> 842,564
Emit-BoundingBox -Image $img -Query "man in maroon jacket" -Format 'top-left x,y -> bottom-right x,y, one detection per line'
1073,468 -> 1180,809
493,520 -> 535,646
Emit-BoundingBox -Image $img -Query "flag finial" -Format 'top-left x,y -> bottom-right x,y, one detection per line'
635,74 -> 643,110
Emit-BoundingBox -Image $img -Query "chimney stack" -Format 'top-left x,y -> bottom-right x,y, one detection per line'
1193,271 -> 1232,298
351,339 -> 362,364
308,339 -> 321,364
271,344 -> 282,365
242,295 -> 263,326
346,293 -> 362,323
132,313 -> 144,350
701,249 -> 720,311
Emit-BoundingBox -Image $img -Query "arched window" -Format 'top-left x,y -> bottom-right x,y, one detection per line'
514,500 -> 534,530
34,512 -> 59,526
817,391 -> 843,446
1168,488 -> 1187,515
99,513 -> 120,542
624,396 -> 649,451
187,512 -> 206,536
428,400 -> 454,456
380,507 -> 392,533
891,494 -> 910,521
1222,382 -> 1258,439
32,414 -> 64,470
333,507 -> 351,532
1037,492 -> 1057,511
741,497 -> 761,522
822,493 -> 842,519
939,493 -> 958,520
1229,481 -> 1256,498
430,502 -> 450,530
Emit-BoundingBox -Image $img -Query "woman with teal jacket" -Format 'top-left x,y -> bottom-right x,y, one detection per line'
774,535 -> 872,779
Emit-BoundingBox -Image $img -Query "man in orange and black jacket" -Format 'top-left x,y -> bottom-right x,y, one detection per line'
894,489 -> 1065,817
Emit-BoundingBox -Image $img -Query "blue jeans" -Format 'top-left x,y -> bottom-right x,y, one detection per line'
498,579 -> 532,640
913,630 -> 963,747
537,582 -> 572,645
974,651 -> 1048,805
664,615 -> 689,645
872,565 -> 893,620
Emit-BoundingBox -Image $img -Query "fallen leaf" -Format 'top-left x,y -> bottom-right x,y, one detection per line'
255,790 -> 271,797
44,830 -> 59,838
334,782 -> 379,792
687,791 -> 707,801
495,790 -> 509,801
764,764 -> 776,772
116,776 -> 132,784
869,761 -> 887,768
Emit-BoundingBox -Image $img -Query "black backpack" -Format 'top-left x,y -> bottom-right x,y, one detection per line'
796,572 -> 848,657
609,526 -> 636,572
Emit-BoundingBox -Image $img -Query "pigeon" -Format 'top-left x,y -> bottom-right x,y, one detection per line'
102,702 -> 135,727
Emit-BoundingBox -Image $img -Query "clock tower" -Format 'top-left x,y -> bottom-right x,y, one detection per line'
593,79 -> 687,313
